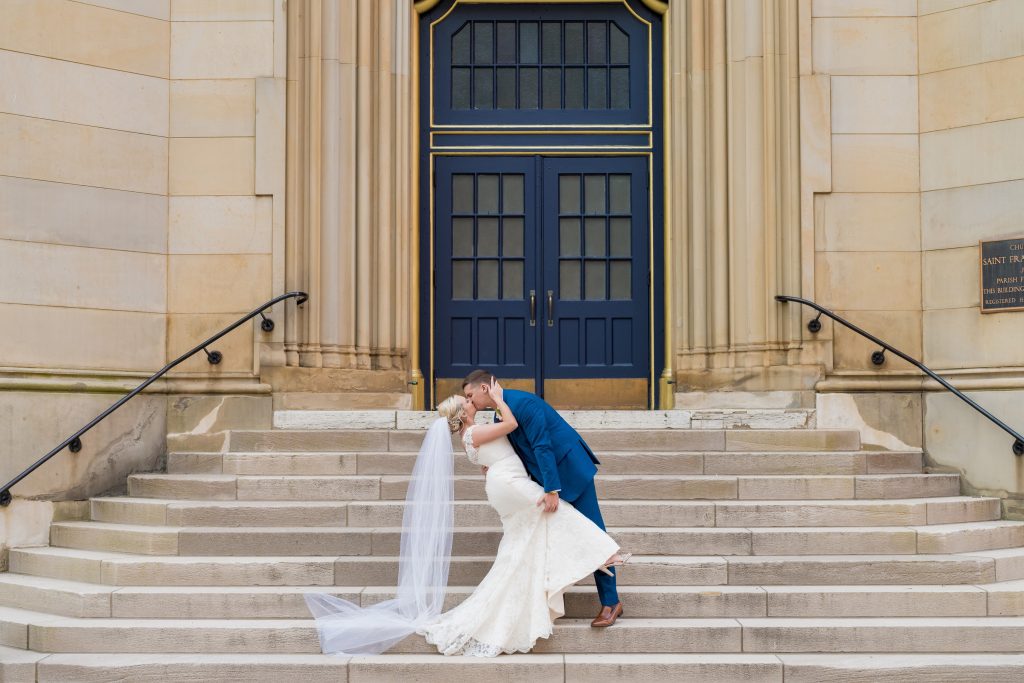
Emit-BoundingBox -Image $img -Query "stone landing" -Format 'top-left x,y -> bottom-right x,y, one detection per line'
273,409 -> 818,431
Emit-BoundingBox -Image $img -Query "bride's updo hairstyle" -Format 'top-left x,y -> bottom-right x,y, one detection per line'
437,395 -> 465,434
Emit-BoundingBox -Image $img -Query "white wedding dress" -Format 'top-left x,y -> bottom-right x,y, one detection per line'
418,425 -> 620,657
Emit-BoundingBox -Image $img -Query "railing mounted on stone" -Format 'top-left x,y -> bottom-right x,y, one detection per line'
777,294 -> 1024,458
0,291 -> 309,507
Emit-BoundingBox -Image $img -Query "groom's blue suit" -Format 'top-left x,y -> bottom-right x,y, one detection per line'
499,389 -> 619,607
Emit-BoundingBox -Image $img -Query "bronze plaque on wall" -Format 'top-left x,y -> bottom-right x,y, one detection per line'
980,237 -> 1024,313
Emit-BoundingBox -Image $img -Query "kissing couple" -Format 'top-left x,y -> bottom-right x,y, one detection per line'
305,369 -> 630,657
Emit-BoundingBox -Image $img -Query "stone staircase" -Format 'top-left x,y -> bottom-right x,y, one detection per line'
3,411 -> 1024,681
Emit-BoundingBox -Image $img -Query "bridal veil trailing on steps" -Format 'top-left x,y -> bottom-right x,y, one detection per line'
305,417 -> 619,657
304,418 -> 455,655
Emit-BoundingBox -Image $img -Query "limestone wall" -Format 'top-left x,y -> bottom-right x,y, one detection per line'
804,0 -> 1024,506
800,0 -> 924,449
0,0 -> 282,530
0,0 -> 170,512
808,0 -> 922,377
917,0 -> 1024,511
168,0 -> 282,378
0,0 -> 170,375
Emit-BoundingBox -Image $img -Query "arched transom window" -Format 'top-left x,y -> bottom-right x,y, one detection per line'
432,3 -> 651,126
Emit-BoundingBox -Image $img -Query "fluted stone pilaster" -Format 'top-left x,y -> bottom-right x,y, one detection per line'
672,0 -> 804,391
286,0 -> 414,372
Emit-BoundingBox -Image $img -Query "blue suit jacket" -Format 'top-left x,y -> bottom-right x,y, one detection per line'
500,389 -> 599,502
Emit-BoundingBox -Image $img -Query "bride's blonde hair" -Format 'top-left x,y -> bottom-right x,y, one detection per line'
437,395 -> 465,434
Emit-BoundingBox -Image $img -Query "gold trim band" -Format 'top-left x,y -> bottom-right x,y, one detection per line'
410,3 -> 427,409
640,0 -> 668,14
419,0 -> 667,7
414,0 -> 443,14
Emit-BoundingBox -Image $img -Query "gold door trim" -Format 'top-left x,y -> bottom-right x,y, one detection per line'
430,131 -> 654,150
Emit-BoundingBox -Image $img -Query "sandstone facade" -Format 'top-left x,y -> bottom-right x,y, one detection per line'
1,0 -> 1023,535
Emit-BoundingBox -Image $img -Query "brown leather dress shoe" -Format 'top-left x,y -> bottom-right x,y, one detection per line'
590,602 -> 623,627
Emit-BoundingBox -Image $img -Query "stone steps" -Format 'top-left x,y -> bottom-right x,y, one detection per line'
47,520 -> 1024,557
4,605 -> 1024,655
3,416 -> 1021,678
170,451 -> 929,478
337,553 -> 1013,587
169,449 -> 924,476
766,654 -> 1024,682
226,428 -> 861,453
4,572 -> 1024,620
10,546 -> 1018,587
5,650 -> 1024,683
126,471 -> 959,502
90,495 -> 1002,528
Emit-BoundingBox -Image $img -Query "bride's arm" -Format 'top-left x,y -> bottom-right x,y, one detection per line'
469,380 -> 518,447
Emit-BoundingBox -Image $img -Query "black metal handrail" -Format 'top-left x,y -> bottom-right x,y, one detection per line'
0,291 -> 309,506
777,294 -> 1024,457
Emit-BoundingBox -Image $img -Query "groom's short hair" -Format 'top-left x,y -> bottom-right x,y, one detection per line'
462,369 -> 493,389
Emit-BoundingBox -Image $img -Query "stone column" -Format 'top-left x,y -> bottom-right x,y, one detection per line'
672,0 -> 807,405
286,0 -> 414,375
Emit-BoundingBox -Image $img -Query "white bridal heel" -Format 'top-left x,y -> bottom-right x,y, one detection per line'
598,552 -> 633,576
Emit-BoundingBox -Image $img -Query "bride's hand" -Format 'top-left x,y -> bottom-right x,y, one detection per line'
489,377 -> 504,403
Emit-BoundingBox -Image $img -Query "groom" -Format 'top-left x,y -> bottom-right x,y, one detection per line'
462,369 -> 624,627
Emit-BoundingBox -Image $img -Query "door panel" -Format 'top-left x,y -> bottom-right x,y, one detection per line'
543,378 -> 648,409
434,156 -> 538,387
434,377 -> 536,407
434,155 -> 649,406
541,157 -> 649,382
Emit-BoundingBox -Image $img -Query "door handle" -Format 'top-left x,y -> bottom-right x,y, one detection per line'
547,290 -> 554,327
529,290 -> 536,327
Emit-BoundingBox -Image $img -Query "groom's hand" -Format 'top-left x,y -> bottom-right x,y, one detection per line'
537,491 -> 559,512
481,466 -> 488,477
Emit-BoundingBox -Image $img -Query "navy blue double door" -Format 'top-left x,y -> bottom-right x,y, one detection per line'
435,155 -> 649,404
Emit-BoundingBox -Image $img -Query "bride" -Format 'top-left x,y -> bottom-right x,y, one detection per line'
305,379 -> 626,657
423,380 -> 624,656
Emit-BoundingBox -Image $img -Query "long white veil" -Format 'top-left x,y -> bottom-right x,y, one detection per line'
305,418 -> 455,654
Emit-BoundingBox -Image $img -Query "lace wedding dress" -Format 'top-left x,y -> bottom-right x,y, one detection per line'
418,426 -> 620,657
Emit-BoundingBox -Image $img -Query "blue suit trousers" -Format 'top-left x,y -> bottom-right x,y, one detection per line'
563,480 -> 619,607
